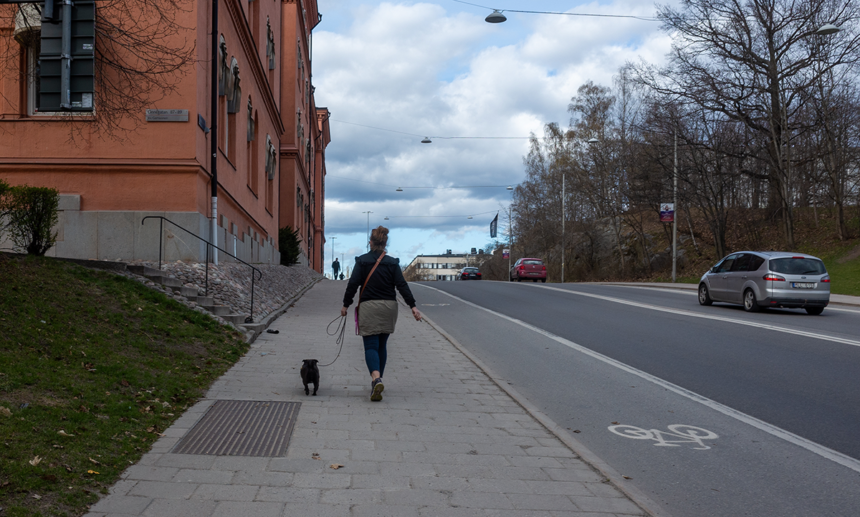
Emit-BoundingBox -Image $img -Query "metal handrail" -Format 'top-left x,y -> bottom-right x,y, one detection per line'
142,216 -> 263,323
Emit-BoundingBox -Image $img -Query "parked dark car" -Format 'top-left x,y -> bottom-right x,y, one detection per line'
510,258 -> 546,282
459,267 -> 482,280
698,251 -> 830,314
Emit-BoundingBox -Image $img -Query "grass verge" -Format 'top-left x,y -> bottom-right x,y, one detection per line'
0,254 -> 250,516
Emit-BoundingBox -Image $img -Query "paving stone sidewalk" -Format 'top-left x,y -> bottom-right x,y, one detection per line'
87,281 -> 645,517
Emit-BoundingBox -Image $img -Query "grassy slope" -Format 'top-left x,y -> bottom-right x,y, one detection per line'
0,255 -> 250,516
647,208 -> 860,295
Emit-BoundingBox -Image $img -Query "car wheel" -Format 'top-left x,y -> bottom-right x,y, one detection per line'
541,278 -> 546,283
805,307 -> 824,315
517,276 -> 522,282
743,289 -> 760,312
698,284 -> 713,306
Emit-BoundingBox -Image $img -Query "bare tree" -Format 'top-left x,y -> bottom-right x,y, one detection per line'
636,0 -> 860,248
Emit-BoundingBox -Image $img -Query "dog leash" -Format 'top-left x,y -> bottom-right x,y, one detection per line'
319,314 -> 347,367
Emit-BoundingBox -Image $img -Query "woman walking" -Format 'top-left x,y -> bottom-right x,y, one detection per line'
341,226 -> 421,401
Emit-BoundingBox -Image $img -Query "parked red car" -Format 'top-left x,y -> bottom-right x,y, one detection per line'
510,258 -> 546,282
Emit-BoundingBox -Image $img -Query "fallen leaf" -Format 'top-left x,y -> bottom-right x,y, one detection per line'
311,453 -> 321,460
57,430 -> 74,437
62,464 -> 73,472
622,475 -> 632,480
32,494 -> 42,500
573,430 -> 581,433
87,470 -> 99,475
52,445 -> 63,449
0,407 -> 11,417
329,464 -> 344,470
88,458 -> 101,465
121,380 -> 130,387
29,456 -> 42,466
611,422 -> 619,425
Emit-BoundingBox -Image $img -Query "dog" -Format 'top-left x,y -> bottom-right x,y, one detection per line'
300,359 -> 320,396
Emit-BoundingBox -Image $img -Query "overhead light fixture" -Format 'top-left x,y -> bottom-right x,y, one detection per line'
506,186 -> 513,190
486,10 -> 506,23
384,217 -> 389,220
587,138 -> 599,144
816,23 -> 840,35
396,187 -> 403,192
467,216 -> 473,219
421,137 -> 432,143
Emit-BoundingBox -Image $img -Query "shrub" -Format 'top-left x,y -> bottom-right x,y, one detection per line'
6,185 -> 60,256
278,225 -> 302,266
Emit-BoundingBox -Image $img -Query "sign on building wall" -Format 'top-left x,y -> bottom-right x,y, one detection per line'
146,109 -> 190,122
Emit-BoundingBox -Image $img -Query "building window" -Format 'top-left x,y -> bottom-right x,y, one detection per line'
226,59 -> 240,161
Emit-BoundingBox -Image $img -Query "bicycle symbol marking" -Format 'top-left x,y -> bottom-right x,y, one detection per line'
608,424 -> 719,450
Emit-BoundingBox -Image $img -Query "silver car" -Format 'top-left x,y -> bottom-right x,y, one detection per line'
698,251 -> 830,315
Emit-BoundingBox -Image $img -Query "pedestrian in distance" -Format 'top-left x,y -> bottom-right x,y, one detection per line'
332,257 -> 340,280
341,226 -> 421,401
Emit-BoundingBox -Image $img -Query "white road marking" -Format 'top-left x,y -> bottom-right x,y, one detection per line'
533,284 -> 860,349
608,424 -> 718,450
416,284 -> 860,474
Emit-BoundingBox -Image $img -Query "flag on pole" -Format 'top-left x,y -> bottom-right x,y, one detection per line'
490,213 -> 498,238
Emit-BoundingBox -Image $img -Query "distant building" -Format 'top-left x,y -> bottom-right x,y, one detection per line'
405,253 -> 468,281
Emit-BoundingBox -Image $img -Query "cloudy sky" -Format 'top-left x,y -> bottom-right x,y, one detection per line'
314,0 -> 674,272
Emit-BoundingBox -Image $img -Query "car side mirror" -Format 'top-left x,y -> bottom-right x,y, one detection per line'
711,266 -> 719,273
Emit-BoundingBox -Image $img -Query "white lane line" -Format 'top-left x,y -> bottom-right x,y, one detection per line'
416,284 -> 860,474
532,284 -> 860,349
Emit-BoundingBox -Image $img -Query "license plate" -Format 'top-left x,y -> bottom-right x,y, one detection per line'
792,282 -> 815,289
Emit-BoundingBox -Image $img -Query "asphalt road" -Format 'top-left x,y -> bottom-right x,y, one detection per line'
411,280 -> 860,517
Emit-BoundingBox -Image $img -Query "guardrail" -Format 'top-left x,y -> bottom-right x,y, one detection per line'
142,216 -> 263,323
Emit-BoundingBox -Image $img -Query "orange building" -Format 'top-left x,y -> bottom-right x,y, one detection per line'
0,0 -> 329,272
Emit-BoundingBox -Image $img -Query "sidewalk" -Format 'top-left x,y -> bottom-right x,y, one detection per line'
87,281 -> 648,517
597,282 -> 860,307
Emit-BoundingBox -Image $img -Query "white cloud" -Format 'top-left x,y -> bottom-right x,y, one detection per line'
314,0 -> 672,263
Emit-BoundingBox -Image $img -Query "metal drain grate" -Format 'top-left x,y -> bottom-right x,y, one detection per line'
172,400 -> 301,456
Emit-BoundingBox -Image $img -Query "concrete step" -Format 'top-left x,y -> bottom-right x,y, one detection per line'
150,276 -> 183,289
223,314 -> 250,326
127,265 -> 164,277
207,305 -> 231,316
191,296 -> 214,306
240,322 -> 265,334
176,286 -> 199,298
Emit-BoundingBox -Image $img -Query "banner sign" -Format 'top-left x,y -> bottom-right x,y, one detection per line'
490,213 -> 498,238
660,203 -> 675,223
502,249 -> 510,259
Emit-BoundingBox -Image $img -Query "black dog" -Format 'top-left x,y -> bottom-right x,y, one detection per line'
300,359 -> 319,396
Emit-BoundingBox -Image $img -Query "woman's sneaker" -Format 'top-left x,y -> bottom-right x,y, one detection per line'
370,378 -> 384,402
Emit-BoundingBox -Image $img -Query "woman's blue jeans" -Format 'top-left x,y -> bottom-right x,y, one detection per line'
362,333 -> 389,376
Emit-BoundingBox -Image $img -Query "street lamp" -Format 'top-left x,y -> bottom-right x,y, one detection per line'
816,24 -> 840,36
362,211 -> 373,251
421,137 -> 432,143
330,236 -> 336,278
486,10 -> 506,23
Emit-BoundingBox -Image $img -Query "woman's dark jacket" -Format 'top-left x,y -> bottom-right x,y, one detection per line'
343,251 -> 416,308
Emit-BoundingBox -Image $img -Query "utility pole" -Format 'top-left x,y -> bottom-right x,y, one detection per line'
561,174 -> 565,284
672,127 -> 678,283
330,236 -> 336,278
508,205 -> 512,275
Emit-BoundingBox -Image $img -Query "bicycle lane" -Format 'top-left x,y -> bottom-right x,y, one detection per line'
413,283 -> 860,517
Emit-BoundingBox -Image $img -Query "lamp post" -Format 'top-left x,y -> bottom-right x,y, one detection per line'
672,128 -> 678,283
362,211 -> 373,251
330,236 -> 336,278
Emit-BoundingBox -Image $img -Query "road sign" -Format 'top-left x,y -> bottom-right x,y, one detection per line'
660,203 -> 675,223
502,249 -> 510,259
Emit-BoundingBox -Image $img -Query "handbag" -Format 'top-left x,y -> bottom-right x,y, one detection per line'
355,252 -> 386,334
